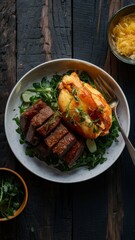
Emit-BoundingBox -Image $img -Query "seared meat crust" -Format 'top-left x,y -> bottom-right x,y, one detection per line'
52,132 -> 77,158
44,123 -> 68,148
25,106 -> 54,145
20,100 -> 46,135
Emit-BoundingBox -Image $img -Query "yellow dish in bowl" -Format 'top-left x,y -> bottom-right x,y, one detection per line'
108,4 -> 135,64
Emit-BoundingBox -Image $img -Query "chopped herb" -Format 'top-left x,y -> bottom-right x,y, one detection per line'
13,71 -> 119,172
79,71 -> 95,87
71,87 -> 79,102
25,146 -> 35,157
0,173 -> 24,219
13,117 -> 20,126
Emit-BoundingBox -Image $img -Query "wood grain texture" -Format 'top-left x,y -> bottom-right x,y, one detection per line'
72,0 -> 110,67
15,164 -> 72,240
72,1 -> 109,239
17,0 -> 72,80
120,62 -> 135,239
1,0 -> 135,239
41,0 -> 71,61
106,160 -> 124,240
16,1 -> 72,240
0,0 -> 17,239
0,0 -> 16,169
104,1 -> 135,239
17,0 -> 45,80
72,177 -> 107,240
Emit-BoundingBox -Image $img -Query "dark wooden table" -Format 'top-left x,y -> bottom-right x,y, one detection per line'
0,0 -> 135,239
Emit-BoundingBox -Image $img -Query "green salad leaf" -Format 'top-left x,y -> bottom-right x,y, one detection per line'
13,71 -> 119,171
0,173 -> 24,219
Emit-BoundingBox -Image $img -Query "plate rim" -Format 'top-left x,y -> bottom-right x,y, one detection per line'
4,58 -> 130,183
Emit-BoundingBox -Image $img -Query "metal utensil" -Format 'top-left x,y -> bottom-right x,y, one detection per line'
94,75 -> 135,165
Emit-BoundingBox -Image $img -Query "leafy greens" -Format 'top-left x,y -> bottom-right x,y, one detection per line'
13,71 -> 119,171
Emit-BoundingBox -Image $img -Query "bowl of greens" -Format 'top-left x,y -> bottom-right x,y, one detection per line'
0,168 -> 28,221
4,58 -> 130,183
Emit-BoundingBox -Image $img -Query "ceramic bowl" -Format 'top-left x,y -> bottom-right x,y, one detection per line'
0,168 -> 28,221
4,58 -> 130,183
107,4 -> 135,64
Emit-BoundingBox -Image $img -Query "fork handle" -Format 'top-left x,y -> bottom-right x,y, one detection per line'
114,111 -> 135,166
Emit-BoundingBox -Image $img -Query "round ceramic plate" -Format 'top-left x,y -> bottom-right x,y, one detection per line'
4,59 -> 130,183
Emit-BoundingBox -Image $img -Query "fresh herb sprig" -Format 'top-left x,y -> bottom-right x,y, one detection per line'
0,174 -> 24,219
13,71 -> 119,172
42,113 -> 119,171
20,74 -> 62,114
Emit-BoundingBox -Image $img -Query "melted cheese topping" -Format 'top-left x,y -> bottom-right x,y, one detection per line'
112,13 -> 135,59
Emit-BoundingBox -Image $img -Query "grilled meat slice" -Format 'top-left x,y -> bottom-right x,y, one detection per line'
44,123 -> 69,148
31,106 -> 54,127
25,106 -> 54,145
20,100 -> 46,135
64,139 -> 85,166
20,99 -> 85,167
32,142 -> 51,161
37,115 -> 61,137
52,132 -> 76,158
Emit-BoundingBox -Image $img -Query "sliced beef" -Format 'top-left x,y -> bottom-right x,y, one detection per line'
52,132 -> 76,158
20,99 -> 46,135
37,115 -> 61,137
32,142 -> 51,161
21,100 -> 85,166
25,106 -> 54,145
44,123 -> 69,148
31,106 -> 54,127
63,139 -> 85,166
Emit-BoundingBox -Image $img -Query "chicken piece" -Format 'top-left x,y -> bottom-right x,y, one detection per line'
58,72 -> 112,139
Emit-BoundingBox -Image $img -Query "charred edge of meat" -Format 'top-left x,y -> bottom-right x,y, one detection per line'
32,142 -> 51,161
20,100 -> 47,135
64,139 -> 85,166
25,105 -> 54,145
20,99 -> 85,167
37,114 -> 61,137
44,123 -> 69,148
52,132 -> 77,158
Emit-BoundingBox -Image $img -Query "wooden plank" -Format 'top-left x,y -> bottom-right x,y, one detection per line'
72,1 -> 134,240
0,1 -> 16,168
17,0 -> 71,80
72,0 -> 110,68
72,177 -> 108,239
15,164 -> 72,240
104,2 -> 124,239
41,0 -> 71,60
72,1 -> 109,239
120,61 -> 135,239
0,0 -> 17,239
16,1 -> 72,240
104,2 -> 135,239
17,0 -> 46,80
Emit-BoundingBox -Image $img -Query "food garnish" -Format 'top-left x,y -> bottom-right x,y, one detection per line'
86,139 -> 97,153
58,72 -> 112,139
0,173 -> 24,219
13,71 -> 119,171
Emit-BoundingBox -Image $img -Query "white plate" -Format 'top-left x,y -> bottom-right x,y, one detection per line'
4,59 -> 130,183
